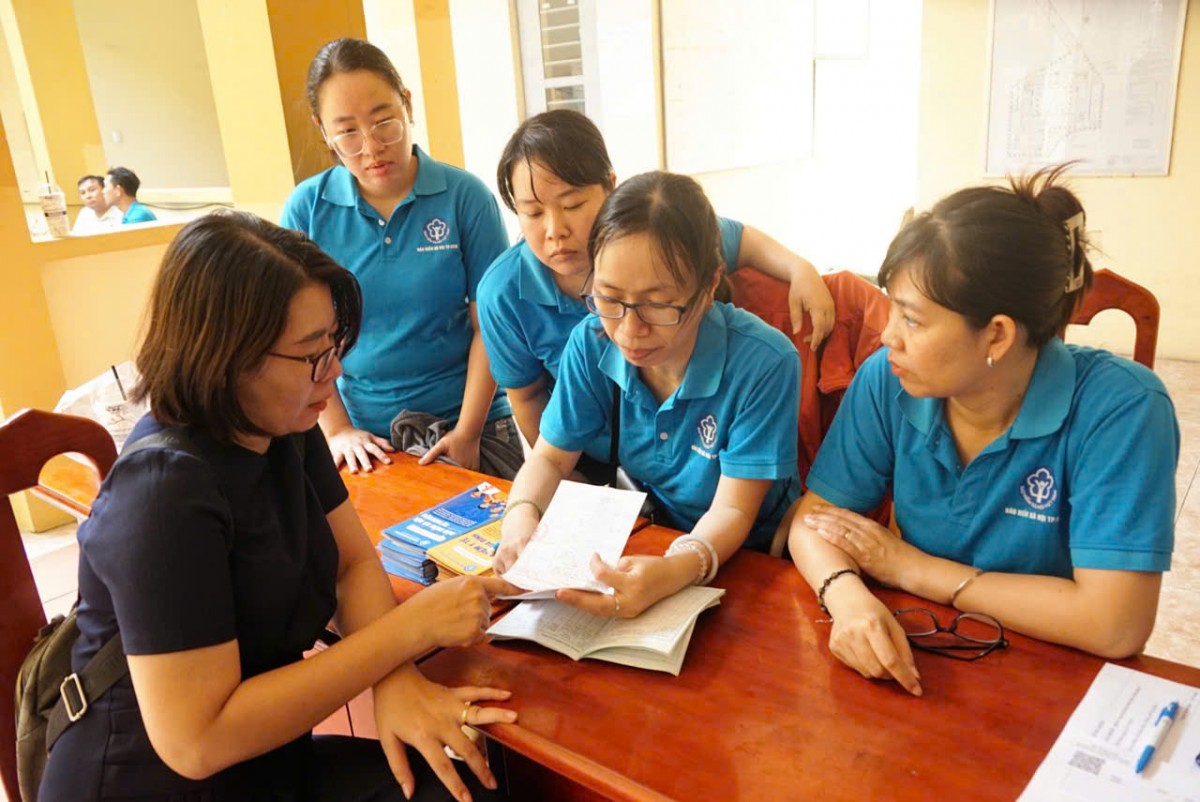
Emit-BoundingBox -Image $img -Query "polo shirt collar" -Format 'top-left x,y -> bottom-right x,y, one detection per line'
896,338 -> 1077,439
516,242 -> 579,312
596,305 -> 726,401
319,145 -> 444,208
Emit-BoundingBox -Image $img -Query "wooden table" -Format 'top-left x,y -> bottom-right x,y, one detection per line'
420,524 -> 1200,802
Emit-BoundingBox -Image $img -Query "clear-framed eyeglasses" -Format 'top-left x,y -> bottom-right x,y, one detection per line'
267,340 -> 345,383
582,292 -> 692,327
893,608 -> 1009,662
323,118 -> 406,159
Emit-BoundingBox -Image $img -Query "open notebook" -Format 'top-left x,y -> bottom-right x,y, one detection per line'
487,586 -> 724,676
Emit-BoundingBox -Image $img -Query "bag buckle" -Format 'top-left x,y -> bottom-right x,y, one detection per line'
60,673 -> 88,722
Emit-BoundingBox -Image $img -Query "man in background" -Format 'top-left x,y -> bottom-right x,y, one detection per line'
103,166 -> 157,224
72,174 -> 121,235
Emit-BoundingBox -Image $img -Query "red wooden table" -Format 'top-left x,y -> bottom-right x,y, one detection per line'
420,525 -> 1200,802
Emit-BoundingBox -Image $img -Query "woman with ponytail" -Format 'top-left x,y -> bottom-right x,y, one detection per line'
783,166 -> 1178,695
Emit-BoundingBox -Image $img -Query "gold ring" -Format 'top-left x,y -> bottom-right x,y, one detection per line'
460,701 -> 472,725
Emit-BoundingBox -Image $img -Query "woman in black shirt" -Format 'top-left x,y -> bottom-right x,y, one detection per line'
40,212 -> 513,802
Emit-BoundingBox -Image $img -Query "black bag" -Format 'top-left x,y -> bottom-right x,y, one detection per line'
13,429 -> 201,802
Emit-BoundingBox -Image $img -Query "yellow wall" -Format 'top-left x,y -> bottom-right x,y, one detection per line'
266,0 -> 366,184
919,0 -> 1200,360
414,0 -> 464,167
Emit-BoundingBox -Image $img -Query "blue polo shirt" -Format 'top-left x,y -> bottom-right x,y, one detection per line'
122,200 -> 156,224
540,301 -> 801,549
281,147 -> 510,436
807,342 -> 1178,577
478,217 -> 743,459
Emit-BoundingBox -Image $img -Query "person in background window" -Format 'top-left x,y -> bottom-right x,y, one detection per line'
282,38 -> 516,476
494,172 -> 801,620
478,110 -> 833,480
72,174 -> 121,235
785,166 -> 1178,696
39,212 -> 514,802
103,166 -> 157,224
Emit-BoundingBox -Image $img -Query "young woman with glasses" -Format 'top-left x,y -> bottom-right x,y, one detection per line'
492,172 -> 802,619
282,38 -> 516,475
477,110 -> 834,480
38,213 -> 516,802
784,166 -> 1178,696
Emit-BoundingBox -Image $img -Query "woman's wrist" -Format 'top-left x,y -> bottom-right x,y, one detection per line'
820,571 -> 870,620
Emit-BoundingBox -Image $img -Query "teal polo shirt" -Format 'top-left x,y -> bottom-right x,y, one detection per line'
540,301 -> 802,549
281,147 -> 510,436
477,217 -> 744,458
122,200 -> 156,224
807,341 -> 1178,577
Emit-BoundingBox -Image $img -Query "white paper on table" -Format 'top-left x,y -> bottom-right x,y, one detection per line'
1018,663 -> 1200,802
499,481 -> 645,597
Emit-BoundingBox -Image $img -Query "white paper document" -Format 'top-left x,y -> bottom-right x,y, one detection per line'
1019,662 -> 1199,802
500,481 -> 645,598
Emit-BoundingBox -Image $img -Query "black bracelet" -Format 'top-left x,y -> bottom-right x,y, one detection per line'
817,568 -> 860,616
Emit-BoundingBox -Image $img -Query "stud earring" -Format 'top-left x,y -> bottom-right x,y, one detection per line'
986,355 -> 995,368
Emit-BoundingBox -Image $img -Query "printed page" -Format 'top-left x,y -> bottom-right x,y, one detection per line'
589,618 -> 699,676
1019,663 -> 1200,802
501,481 -> 645,595
587,586 -> 725,655
487,599 -> 612,661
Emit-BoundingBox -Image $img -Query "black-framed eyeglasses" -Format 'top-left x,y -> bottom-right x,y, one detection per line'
893,608 -> 1009,662
582,292 -> 692,327
322,118 -> 406,159
267,341 -> 344,383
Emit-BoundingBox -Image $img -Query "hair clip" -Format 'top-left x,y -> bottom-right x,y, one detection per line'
1063,212 -> 1086,293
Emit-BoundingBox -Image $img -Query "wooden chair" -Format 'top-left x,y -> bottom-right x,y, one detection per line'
0,409 -> 116,802
1067,268 -> 1160,369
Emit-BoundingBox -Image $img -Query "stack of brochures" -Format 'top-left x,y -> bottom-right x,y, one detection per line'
379,482 -> 507,585
427,519 -> 503,579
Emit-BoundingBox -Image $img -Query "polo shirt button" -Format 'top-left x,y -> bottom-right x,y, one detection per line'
659,432 -> 669,441
384,237 -> 393,245
377,219 -> 385,227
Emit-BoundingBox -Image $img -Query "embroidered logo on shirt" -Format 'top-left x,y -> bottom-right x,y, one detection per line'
1019,467 -> 1058,510
423,218 -> 450,244
698,415 -> 718,449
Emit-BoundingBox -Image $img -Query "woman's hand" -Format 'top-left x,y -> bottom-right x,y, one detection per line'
555,553 -> 676,618
373,668 -> 516,802
804,505 -> 926,589
822,577 -> 923,696
493,505 -> 541,575
420,427 -> 482,471
789,268 -> 835,350
400,576 -> 518,651
326,426 -> 395,474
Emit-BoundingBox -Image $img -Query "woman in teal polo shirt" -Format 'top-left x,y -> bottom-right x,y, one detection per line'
493,172 -> 802,619
786,166 -> 1178,696
477,110 -> 832,476
282,38 -> 512,474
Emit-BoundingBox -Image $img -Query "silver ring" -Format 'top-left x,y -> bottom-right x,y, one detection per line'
613,593 -> 621,617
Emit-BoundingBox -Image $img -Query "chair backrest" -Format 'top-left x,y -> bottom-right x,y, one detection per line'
0,409 -> 116,802
729,269 -> 891,557
1067,268 -> 1160,369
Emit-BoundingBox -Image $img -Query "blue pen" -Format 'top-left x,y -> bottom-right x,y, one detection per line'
1135,701 -> 1179,774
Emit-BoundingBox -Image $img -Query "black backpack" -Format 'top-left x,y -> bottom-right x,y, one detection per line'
13,429 -> 202,802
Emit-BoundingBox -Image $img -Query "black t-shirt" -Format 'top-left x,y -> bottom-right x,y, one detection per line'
40,416 -> 347,801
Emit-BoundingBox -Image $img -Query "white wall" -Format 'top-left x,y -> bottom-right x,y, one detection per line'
593,0 -> 658,181
74,0 -> 228,190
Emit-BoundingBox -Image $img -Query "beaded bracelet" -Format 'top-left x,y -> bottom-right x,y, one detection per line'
949,568 -> 984,608
667,535 -> 720,585
665,539 -> 709,585
504,498 -> 543,520
816,568 -> 859,616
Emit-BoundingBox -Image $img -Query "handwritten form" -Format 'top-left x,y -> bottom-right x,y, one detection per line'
1019,663 -> 1199,802
500,481 -> 645,597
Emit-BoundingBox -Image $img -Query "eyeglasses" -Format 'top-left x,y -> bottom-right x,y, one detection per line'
323,118 -> 406,159
267,341 -> 344,382
893,608 -> 1009,662
582,292 -> 692,327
